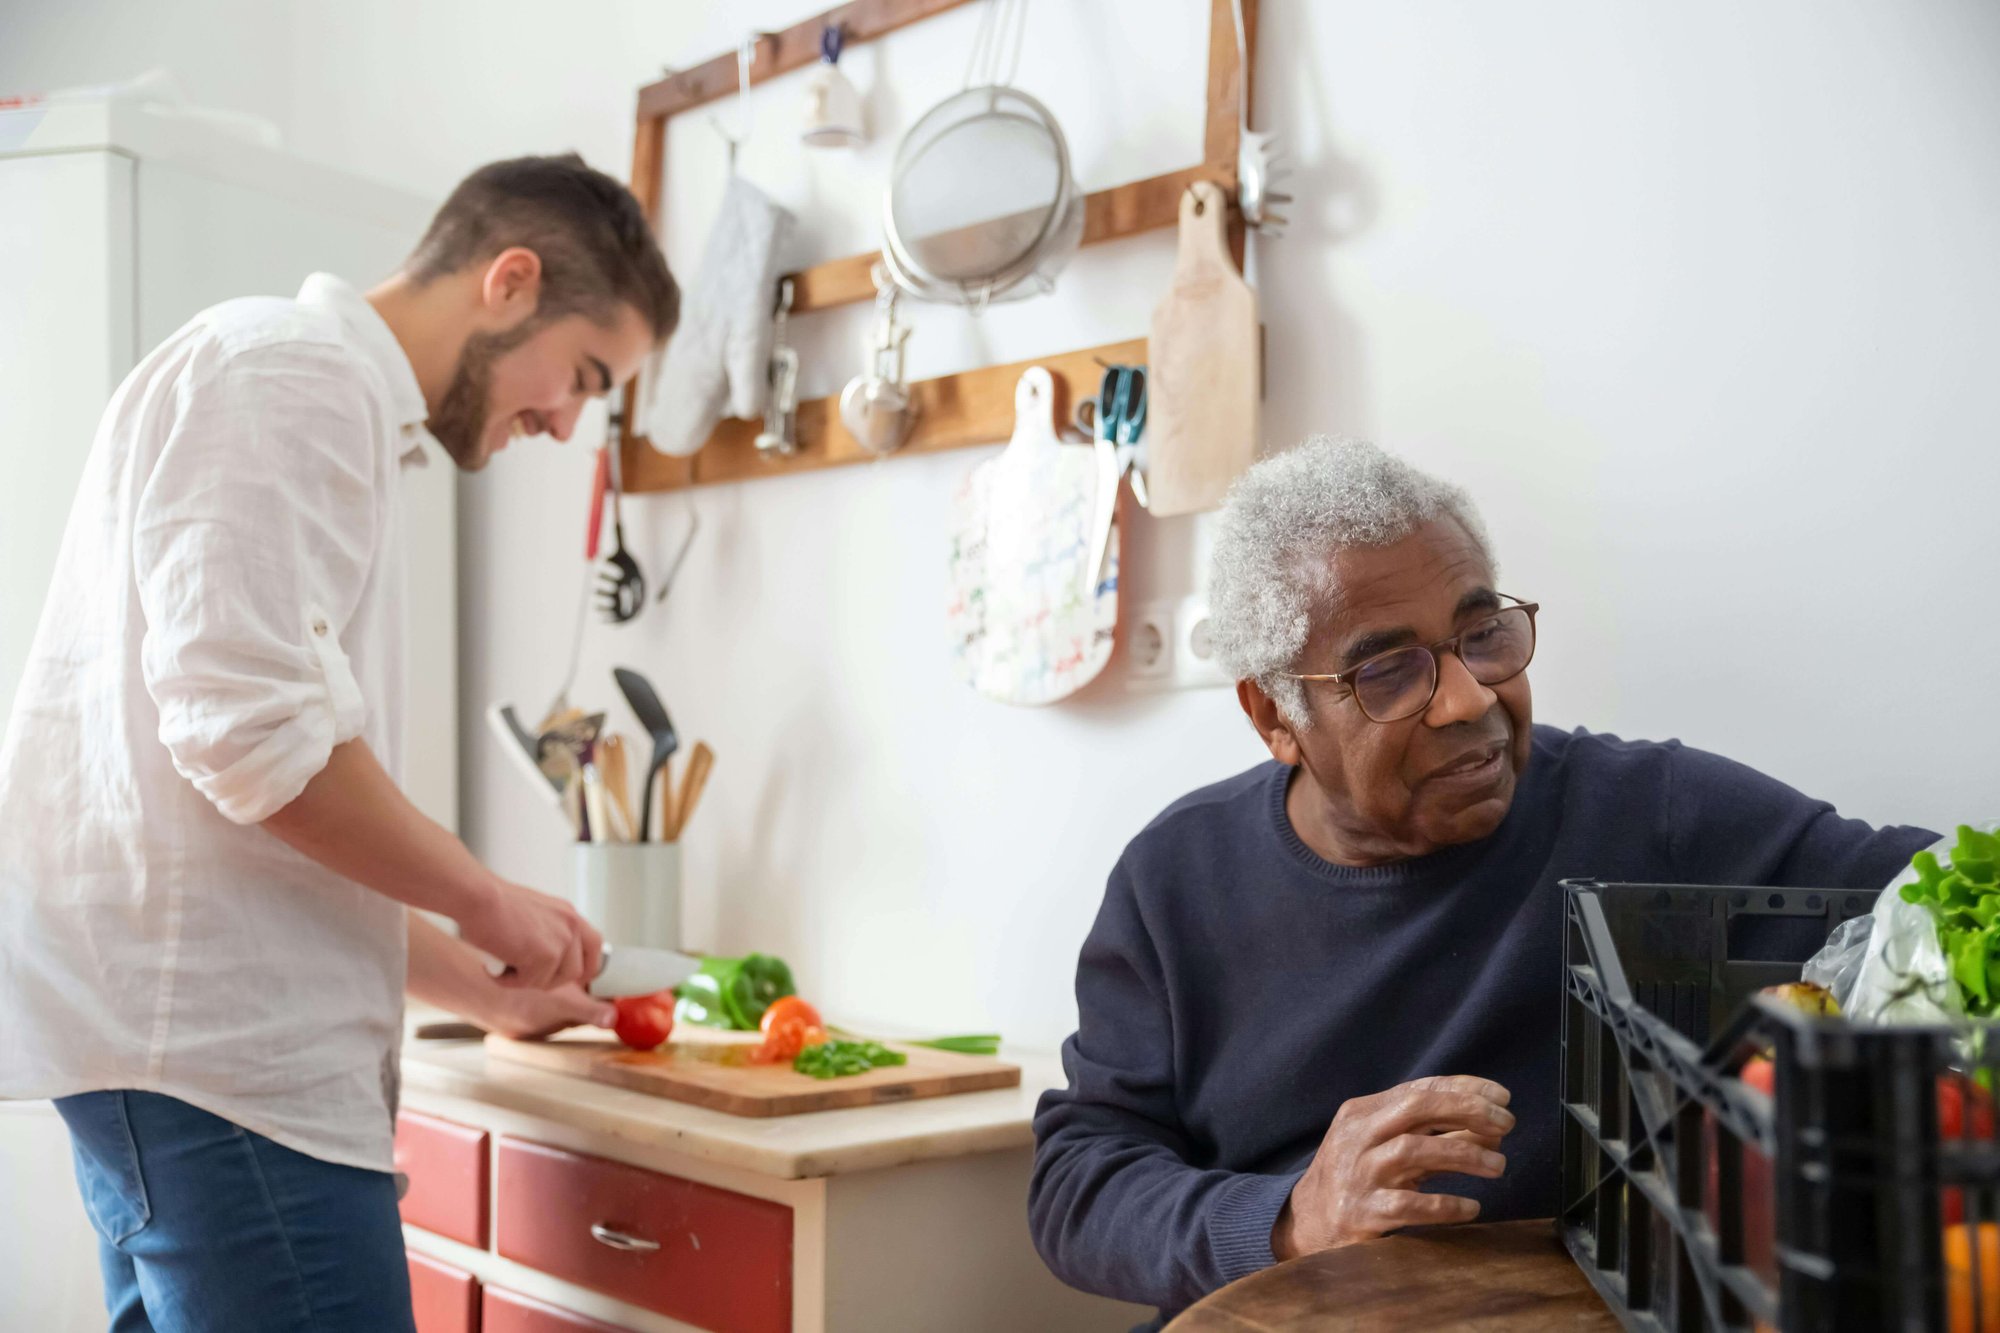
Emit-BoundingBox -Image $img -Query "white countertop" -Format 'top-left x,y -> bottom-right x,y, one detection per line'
400,1018 -> 1066,1181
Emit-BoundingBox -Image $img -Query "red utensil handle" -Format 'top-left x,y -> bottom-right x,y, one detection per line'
586,446 -> 610,560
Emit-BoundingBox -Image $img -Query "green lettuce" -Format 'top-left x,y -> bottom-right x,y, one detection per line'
1899,827 -> 2000,1015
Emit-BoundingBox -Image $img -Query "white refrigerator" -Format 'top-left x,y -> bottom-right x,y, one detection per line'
0,98 -> 458,1330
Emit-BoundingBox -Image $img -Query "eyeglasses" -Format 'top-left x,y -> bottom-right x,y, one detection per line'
1280,597 -> 1539,724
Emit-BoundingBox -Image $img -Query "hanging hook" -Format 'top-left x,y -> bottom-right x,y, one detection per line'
707,33 -> 759,173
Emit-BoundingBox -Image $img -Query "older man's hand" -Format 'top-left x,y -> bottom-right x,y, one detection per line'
1271,1075 -> 1514,1261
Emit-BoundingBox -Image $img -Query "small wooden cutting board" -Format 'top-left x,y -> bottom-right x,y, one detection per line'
1145,179 -> 1261,517
484,1029 -> 1021,1119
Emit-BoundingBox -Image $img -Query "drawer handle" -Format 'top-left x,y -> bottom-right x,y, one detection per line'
590,1223 -> 661,1253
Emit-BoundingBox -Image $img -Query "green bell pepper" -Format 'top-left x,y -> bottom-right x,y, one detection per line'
673,953 -> 796,1031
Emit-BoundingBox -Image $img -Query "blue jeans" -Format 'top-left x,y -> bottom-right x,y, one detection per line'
54,1090 -> 416,1333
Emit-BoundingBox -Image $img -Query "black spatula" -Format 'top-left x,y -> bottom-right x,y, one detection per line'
614,666 -> 678,841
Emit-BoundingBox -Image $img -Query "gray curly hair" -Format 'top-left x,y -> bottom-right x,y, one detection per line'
1208,437 -> 1495,728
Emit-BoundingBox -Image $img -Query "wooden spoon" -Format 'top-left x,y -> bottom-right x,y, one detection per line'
597,733 -> 636,842
668,742 -> 714,842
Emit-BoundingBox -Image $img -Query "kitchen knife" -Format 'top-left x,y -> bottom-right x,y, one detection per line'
589,944 -> 703,999
481,943 -> 701,998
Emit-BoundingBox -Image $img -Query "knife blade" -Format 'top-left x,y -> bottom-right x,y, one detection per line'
588,944 -> 703,999
480,943 -> 702,999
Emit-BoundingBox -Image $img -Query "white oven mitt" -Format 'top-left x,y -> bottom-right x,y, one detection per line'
643,176 -> 795,456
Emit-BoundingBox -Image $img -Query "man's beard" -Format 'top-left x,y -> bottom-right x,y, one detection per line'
429,323 -> 536,469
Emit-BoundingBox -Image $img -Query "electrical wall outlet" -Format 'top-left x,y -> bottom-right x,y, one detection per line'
1124,600 -> 1175,689
1173,596 -> 1233,690
1123,598 -> 1232,692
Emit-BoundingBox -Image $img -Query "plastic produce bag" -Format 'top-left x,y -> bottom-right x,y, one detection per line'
1801,913 -> 1873,1011
1826,823 -> 2000,1025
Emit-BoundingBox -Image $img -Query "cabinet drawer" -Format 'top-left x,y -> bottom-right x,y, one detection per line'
494,1137 -> 791,1333
396,1110 -> 490,1247
482,1286 -> 633,1333
408,1251 -> 479,1333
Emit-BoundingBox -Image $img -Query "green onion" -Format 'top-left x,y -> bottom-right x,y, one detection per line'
826,1026 -> 1002,1057
910,1034 -> 1002,1056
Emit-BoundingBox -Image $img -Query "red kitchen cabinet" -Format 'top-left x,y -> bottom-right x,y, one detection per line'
482,1286 -> 636,1333
396,1109 -> 490,1247
407,1251 -> 479,1333
494,1136 -> 792,1333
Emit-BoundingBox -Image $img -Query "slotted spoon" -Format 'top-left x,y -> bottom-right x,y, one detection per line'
596,442 -> 646,623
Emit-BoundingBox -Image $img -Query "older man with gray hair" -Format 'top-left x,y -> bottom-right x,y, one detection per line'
1028,437 -> 1935,1327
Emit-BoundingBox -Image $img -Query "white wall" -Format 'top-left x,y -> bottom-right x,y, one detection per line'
5,2 -> 1997,1057
472,0 -> 2000,1052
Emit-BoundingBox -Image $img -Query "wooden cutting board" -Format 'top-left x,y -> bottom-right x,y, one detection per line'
484,1029 -> 1021,1118
1145,179 -> 1261,517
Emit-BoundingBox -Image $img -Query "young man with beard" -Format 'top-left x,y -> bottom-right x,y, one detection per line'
0,154 -> 678,1331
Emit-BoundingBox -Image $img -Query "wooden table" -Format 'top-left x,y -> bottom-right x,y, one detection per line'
1167,1220 -> 1617,1332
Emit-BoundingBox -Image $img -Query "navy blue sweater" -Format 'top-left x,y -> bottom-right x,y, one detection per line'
1029,726 -> 1937,1326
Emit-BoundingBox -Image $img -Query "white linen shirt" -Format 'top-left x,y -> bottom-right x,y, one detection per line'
0,273 -> 433,1172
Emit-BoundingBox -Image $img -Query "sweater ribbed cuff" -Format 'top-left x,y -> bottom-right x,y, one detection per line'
1206,1168 -> 1306,1286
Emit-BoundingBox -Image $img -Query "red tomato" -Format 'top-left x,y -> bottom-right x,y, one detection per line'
613,992 -> 675,1051
751,1017 -> 828,1065
1717,1058 -> 1778,1283
1940,1071 -> 1997,1227
1940,1072 -> 1997,1140
749,997 -> 827,1064
1733,1057 -> 1997,1228
760,997 -> 824,1037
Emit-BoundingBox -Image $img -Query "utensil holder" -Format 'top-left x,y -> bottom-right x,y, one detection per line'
571,842 -> 682,951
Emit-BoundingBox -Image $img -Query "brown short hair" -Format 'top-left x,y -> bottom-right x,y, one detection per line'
406,153 -> 678,343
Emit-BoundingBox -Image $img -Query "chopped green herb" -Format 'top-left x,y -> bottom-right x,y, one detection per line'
793,1039 -> 908,1080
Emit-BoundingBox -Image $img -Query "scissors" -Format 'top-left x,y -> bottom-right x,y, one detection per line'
1080,364 -> 1148,598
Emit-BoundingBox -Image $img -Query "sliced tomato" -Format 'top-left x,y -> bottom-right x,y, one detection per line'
759,996 -> 824,1038
751,1017 -> 828,1065
613,992 -> 675,1051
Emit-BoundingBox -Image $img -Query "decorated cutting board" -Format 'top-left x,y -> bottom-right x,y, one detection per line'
484,1029 -> 1020,1119
1145,179 -> 1261,517
946,366 -> 1120,705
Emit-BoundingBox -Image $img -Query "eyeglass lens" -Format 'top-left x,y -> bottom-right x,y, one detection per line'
1350,607 -> 1535,722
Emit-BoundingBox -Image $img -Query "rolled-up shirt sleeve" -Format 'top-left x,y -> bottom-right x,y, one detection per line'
134,339 -> 382,825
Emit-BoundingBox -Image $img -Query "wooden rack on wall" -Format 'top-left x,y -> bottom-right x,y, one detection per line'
619,0 -> 1257,494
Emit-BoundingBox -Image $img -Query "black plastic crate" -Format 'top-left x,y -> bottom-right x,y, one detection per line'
1559,878 -> 2000,1332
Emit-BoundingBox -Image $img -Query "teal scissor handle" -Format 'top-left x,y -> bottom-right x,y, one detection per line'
1099,364 -> 1147,446
1115,366 -> 1147,446
1086,363 -> 1152,512
1096,371 -> 1123,444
